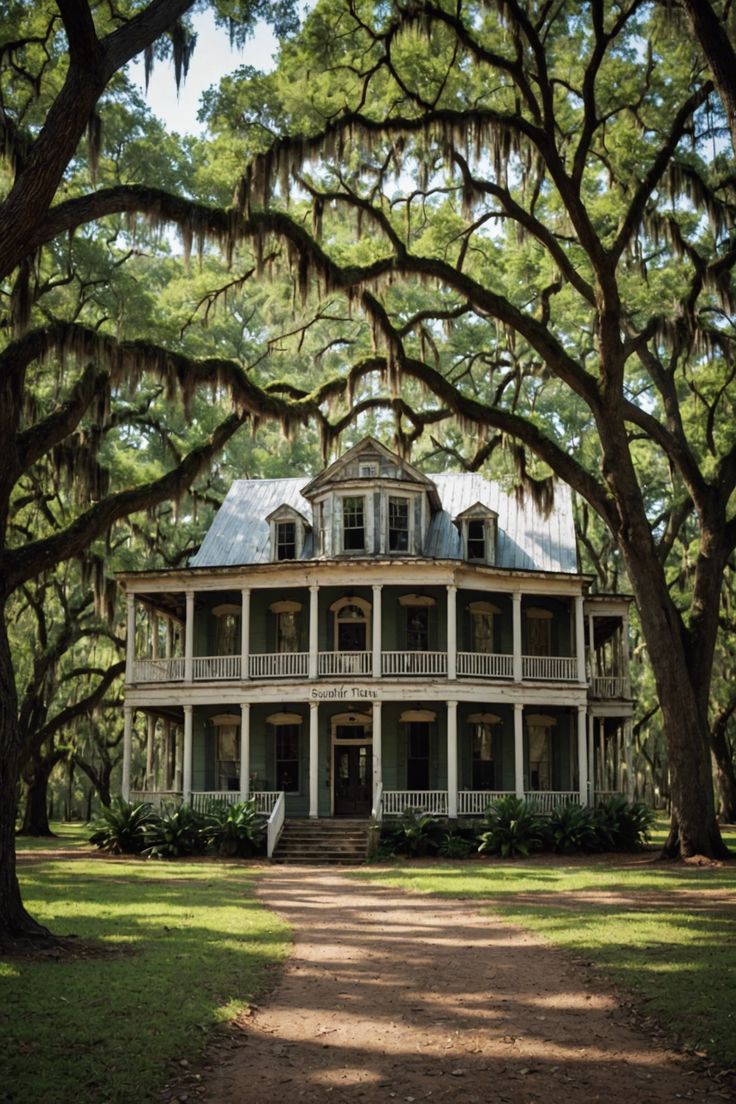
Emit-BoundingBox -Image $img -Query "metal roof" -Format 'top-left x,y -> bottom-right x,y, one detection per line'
189,472 -> 578,574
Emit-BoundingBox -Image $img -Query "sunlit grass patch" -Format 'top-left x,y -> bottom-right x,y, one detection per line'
353,856 -> 736,1066
14,821 -> 91,850
2,858 -> 289,1104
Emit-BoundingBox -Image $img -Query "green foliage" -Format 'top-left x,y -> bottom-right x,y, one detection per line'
203,800 -> 267,857
143,804 -> 209,859
438,827 -> 475,859
478,796 -> 544,859
386,808 -> 439,857
89,798 -> 153,854
594,796 -> 656,851
545,801 -> 601,854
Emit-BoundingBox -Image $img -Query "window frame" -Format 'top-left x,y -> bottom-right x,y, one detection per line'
341,494 -> 367,552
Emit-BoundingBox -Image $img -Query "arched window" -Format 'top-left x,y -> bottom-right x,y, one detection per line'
467,711 -> 502,789
399,594 -> 435,652
270,600 -> 302,653
526,713 -> 556,791
211,713 -> 240,791
331,596 -> 371,651
526,607 -> 553,657
400,709 -> 436,790
468,601 -> 501,654
267,711 -> 302,793
213,604 -> 240,656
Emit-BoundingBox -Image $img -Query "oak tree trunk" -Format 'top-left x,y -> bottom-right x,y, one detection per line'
19,756 -> 55,837
711,727 -> 736,823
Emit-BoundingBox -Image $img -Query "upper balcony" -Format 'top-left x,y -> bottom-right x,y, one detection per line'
124,581 -> 631,699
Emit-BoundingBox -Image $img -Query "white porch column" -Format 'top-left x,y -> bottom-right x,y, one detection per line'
122,706 -> 133,801
146,714 -> 156,789
372,701 -> 382,813
588,713 -> 596,802
447,700 -> 458,818
184,591 -> 194,683
239,703 -> 251,801
372,584 -> 382,678
309,585 -> 319,680
622,612 -> 631,692
446,585 -> 457,680
241,587 -> 251,680
577,704 -> 588,805
588,613 -> 595,683
514,703 -> 524,797
183,705 -> 193,804
125,593 -> 136,682
624,718 -> 634,800
309,701 -> 319,818
575,595 -> 586,684
512,592 -> 522,683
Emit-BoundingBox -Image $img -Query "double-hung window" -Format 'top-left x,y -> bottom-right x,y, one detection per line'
388,496 -> 410,552
342,496 -> 366,551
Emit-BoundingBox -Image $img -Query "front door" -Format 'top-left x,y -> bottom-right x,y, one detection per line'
334,740 -> 372,815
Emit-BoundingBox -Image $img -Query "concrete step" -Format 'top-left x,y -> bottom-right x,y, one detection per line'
271,818 -> 371,865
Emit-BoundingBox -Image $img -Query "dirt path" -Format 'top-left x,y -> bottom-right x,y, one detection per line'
199,868 -> 728,1104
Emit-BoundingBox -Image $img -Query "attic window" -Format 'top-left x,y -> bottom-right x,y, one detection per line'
467,520 -> 486,560
388,496 -> 410,551
359,462 -> 378,478
276,521 -> 296,560
460,514 -> 496,565
342,496 -> 366,551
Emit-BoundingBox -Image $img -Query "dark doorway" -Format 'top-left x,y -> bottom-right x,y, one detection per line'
334,741 -> 372,815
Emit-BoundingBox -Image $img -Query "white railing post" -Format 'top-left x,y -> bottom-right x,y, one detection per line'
146,714 -> 156,789
373,700 -> 382,814
309,585 -> 319,680
184,591 -> 194,683
183,704 -> 193,805
588,712 -> 595,802
446,584 -> 457,680
240,702 -> 250,802
372,584 -> 382,679
267,792 -> 285,858
577,704 -> 588,805
575,595 -> 586,684
512,592 -> 522,683
622,611 -> 631,694
309,700 -> 319,818
447,700 -> 458,818
514,703 -> 524,797
125,593 -> 136,682
588,613 -> 595,683
624,718 -> 634,800
122,705 -> 133,801
241,587 -> 250,681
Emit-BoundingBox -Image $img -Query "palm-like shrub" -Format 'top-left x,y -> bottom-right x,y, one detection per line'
478,795 -> 544,858
203,800 -> 266,857
438,827 -> 475,858
394,808 -> 439,856
89,799 -> 153,854
144,805 -> 208,859
545,801 -> 600,854
594,796 -> 655,850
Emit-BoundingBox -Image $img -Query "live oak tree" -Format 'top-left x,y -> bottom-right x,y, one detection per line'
206,0 -> 735,857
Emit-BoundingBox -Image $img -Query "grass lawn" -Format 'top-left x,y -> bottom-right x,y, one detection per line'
14,821 -> 93,851
2,853 -> 290,1104
355,845 -> 736,1068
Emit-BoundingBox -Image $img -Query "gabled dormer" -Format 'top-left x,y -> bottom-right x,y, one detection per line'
265,503 -> 311,562
301,437 -> 440,558
454,502 -> 498,565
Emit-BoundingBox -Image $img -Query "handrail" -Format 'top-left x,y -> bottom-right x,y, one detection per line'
267,791 -> 286,858
371,781 -> 383,823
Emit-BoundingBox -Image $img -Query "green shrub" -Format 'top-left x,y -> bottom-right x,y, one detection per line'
438,828 -> 475,858
203,800 -> 266,857
144,805 -> 208,859
393,808 -> 439,856
545,801 -> 601,854
478,795 -> 544,858
594,796 -> 656,850
89,799 -> 153,854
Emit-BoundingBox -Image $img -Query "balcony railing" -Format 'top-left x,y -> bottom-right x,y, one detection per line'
522,655 -> 578,681
457,652 -> 513,679
382,651 -> 447,677
131,657 -> 185,683
193,654 -> 242,681
249,652 -> 309,679
319,650 -> 372,677
457,790 -> 514,816
524,790 -> 579,812
591,675 -> 628,698
382,790 -> 449,816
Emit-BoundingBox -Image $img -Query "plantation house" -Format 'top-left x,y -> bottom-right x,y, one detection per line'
119,438 -> 634,853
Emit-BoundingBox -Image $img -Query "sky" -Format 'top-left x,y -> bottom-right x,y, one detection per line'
128,10 -> 280,136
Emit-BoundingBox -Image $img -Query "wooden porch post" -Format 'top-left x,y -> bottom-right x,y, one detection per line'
183,705 -> 193,804
145,714 -> 155,789
575,595 -> 586,684
512,592 -> 522,683
309,585 -> 319,680
241,588 -> 251,681
624,718 -> 634,800
309,701 -> 319,817
446,585 -> 457,680
588,713 -> 595,802
447,700 -> 458,818
372,585 -> 382,678
239,703 -> 250,801
577,704 -> 588,805
125,593 -> 135,682
122,705 -> 133,801
514,703 -> 524,797
184,591 -> 194,683
372,701 -> 382,812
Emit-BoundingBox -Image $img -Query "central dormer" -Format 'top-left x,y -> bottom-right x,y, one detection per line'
300,438 -> 441,558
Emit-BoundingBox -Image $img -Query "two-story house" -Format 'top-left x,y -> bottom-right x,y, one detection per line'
119,438 -> 634,849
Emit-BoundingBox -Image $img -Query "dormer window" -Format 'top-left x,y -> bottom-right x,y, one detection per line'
467,519 -> 486,561
455,503 -> 498,565
388,496 -> 410,552
342,495 -> 366,551
276,521 -> 296,560
359,462 -> 378,478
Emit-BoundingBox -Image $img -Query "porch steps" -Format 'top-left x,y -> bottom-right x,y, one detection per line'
271,818 -> 370,865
